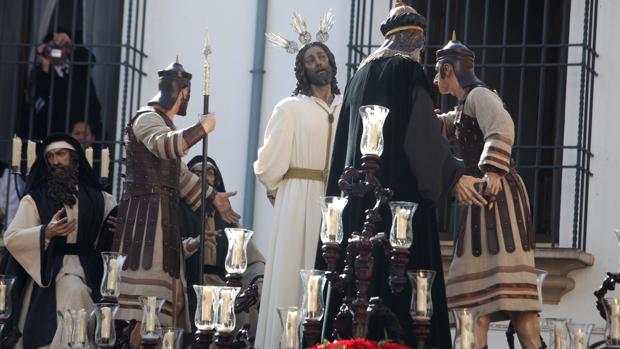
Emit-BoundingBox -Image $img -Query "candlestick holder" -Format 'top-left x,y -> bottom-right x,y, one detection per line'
100,252 -> 126,303
224,228 -> 253,287
0,275 -> 15,335
64,308 -> 90,349
408,270 -> 435,321
302,318 -> 321,348
453,308 -> 478,349
161,327 -> 183,349
359,105 -> 389,157
278,306 -> 301,349
321,241 -> 342,290
93,303 -> 119,348
604,297 -> 620,348
567,322 -> 592,349
300,270 -> 327,347
56,309 -> 74,349
320,196 -> 348,244
388,247 -> 410,294
541,318 -> 569,349
300,270 -> 327,321
215,287 -> 241,334
214,331 -> 234,349
389,201 -> 416,248
193,329 -> 215,349
139,296 -> 165,342
193,285 -> 219,349
224,228 -> 253,274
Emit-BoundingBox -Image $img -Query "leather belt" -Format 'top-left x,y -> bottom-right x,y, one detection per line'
283,167 -> 327,182
124,181 -> 178,197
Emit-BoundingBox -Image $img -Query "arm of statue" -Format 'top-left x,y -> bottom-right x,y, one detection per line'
3,196 -> 50,286
132,112 -> 215,160
466,87 -> 515,197
253,101 -> 295,193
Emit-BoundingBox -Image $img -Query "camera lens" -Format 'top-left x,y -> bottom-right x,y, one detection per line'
50,49 -> 63,59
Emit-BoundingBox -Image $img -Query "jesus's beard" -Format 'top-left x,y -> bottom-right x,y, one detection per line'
47,163 -> 79,207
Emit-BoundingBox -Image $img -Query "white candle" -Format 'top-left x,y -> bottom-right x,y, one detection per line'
574,329 -> 585,349
326,203 -> 338,238
64,311 -> 74,344
396,208 -> 408,240
307,275 -> 320,314
200,287 -> 214,322
554,322 -> 565,349
460,312 -> 474,349
231,230 -> 244,267
416,274 -> 428,314
145,296 -> 157,332
76,309 -> 87,343
163,330 -> 175,349
367,121 -> 378,148
101,148 -> 110,178
101,306 -> 112,339
612,298 -> 620,340
0,281 -> 5,312
26,141 -> 36,173
285,310 -> 298,349
11,135 -> 21,170
219,290 -> 231,325
106,258 -> 118,293
85,147 -> 94,167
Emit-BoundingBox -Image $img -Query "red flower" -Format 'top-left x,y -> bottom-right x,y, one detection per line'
311,338 -> 411,349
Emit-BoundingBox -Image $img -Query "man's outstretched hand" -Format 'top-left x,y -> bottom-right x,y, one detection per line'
213,191 -> 241,224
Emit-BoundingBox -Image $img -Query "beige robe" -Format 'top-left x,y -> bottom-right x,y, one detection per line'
254,94 -> 342,349
4,192 -> 115,349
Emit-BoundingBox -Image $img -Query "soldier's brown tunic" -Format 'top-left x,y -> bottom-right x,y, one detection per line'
439,87 -> 540,320
112,107 -> 210,327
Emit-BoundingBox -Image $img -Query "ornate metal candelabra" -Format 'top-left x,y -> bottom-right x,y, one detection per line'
192,228 -> 258,349
311,105 -> 429,346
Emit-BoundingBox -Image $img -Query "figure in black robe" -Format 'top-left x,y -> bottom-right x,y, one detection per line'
315,4 -> 473,348
181,156 -> 265,336
0,134 -> 115,348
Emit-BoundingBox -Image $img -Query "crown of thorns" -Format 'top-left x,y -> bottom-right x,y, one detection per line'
265,9 -> 335,54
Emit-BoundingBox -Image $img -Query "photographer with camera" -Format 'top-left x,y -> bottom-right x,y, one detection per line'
23,29 -> 102,141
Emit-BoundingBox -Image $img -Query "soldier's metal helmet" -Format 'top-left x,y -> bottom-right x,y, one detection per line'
436,32 -> 482,88
147,57 -> 192,112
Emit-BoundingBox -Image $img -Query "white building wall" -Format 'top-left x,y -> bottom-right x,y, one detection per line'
488,0 -> 620,347
553,0 -> 620,338
132,0 -> 620,346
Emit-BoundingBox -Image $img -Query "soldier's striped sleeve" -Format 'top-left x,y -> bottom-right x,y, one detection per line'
132,112 -> 204,160
179,161 -> 214,211
465,87 -> 515,175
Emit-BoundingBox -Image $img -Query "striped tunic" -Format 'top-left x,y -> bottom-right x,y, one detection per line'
114,110 -> 211,329
439,87 -> 540,320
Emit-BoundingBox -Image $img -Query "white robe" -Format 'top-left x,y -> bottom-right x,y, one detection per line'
4,192 -> 116,349
254,94 -> 342,348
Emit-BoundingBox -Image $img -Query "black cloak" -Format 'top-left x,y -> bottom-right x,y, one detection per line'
180,156 -> 235,332
315,57 -> 464,348
1,134 -> 111,348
